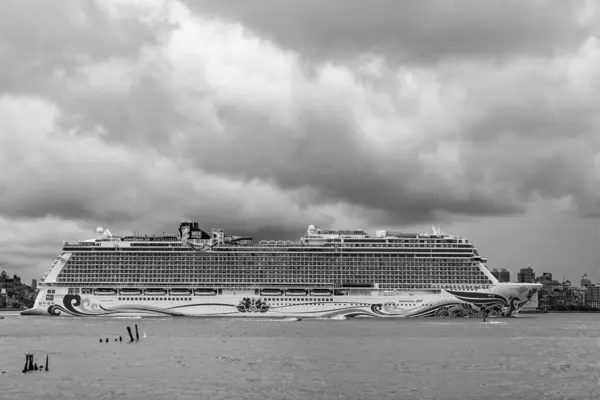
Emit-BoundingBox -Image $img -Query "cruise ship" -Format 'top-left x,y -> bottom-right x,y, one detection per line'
22,222 -> 541,318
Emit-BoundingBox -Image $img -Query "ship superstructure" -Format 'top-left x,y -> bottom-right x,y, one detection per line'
22,222 -> 541,318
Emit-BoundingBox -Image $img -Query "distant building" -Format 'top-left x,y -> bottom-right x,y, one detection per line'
499,268 -> 510,282
538,288 -> 550,311
0,271 -> 34,309
539,272 -> 553,283
581,274 -> 592,287
586,285 -> 600,308
490,268 -> 500,280
0,271 -> 21,297
31,279 -> 37,291
570,287 -> 587,307
517,266 -> 535,283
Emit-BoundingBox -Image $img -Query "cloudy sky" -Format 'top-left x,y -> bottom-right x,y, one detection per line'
1,0 -> 599,284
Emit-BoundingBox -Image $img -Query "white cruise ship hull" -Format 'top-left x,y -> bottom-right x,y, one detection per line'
22,283 -> 541,318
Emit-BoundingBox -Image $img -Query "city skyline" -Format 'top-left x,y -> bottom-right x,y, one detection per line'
1,1 -> 600,284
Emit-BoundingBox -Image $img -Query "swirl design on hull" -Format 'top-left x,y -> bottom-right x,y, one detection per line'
446,288 -> 538,317
40,289 -> 537,318
48,305 -> 62,316
63,294 -> 82,314
370,300 -> 481,318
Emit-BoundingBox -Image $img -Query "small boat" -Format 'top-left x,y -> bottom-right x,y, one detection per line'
169,288 -> 192,295
286,289 -> 308,296
311,289 -> 332,296
119,288 -> 142,295
94,288 -> 117,296
260,289 -> 283,296
194,288 -> 217,296
144,288 -> 167,295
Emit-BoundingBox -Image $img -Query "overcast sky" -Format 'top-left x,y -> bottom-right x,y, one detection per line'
1,0 -> 599,284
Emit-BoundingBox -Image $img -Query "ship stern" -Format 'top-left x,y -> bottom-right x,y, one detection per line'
20,307 -> 48,316
20,288 -> 52,316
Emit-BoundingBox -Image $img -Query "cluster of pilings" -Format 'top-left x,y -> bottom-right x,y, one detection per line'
127,324 -> 140,342
99,336 -> 123,343
22,354 -> 49,373
98,324 -> 141,343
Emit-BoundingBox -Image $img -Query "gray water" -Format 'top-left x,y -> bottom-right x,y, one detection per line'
1,313 -> 599,400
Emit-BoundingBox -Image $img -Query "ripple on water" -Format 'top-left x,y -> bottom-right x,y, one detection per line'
1,313 -> 600,399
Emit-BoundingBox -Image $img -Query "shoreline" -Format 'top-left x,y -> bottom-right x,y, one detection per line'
521,310 -> 600,314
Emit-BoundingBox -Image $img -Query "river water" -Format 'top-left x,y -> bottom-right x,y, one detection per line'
0,313 -> 598,399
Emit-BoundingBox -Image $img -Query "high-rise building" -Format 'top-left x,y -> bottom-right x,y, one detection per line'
490,268 -> 500,280
499,268 -> 510,282
0,271 -> 22,296
581,274 -> 592,287
31,279 -> 37,291
517,266 -> 535,283
586,285 -> 600,308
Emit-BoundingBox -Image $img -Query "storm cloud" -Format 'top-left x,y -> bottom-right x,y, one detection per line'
0,0 -> 599,280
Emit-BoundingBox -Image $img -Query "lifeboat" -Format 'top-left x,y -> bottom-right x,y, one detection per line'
94,288 -> 117,296
194,288 -> 217,296
119,288 -> 142,295
260,289 -> 283,296
169,288 -> 192,296
286,289 -> 308,296
311,289 -> 332,296
144,288 -> 167,296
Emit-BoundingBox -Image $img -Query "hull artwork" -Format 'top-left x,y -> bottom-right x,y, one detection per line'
22,285 -> 540,319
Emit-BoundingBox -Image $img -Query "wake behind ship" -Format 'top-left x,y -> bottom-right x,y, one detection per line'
22,222 -> 540,318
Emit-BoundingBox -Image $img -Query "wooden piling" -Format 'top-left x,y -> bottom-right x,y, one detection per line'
135,324 -> 140,341
127,326 -> 134,342
45,354 -> 49,372
22,355 -> 29,373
